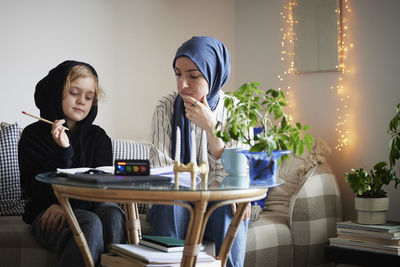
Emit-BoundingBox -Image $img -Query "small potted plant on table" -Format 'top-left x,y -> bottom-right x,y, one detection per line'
214,82 -> 314,185
345,162 -> 399,224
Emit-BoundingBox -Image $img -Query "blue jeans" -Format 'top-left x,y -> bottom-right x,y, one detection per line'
31,202 -> 126,267
148,202 -> 249,267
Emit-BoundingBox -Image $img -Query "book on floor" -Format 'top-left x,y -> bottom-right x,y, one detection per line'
337,220 -> 400,233
110,243 -> 215,265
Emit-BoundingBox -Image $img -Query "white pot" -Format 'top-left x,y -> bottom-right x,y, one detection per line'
355,196 -> 389,225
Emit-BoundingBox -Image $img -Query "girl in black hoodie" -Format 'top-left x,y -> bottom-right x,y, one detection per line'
19,60 -> 126,267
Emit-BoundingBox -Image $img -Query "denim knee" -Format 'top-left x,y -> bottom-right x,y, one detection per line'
148,204 -> 189,239
205,204 -> 249,267
54,209 -> 104,267
75,209 -> 104,262
94,202 -> 126,245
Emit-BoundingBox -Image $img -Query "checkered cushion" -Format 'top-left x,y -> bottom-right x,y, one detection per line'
265,138 -> 332,215
0,122 -> 25,215
112,139 -> 150,161
112,139 -> 151,214
0,216 -> 56,267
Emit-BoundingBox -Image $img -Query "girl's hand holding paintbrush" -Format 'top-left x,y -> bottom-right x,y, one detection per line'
22,111 -> 70,148
51,119 -> 70,148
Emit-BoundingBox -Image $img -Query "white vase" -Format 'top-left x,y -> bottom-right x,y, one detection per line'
355,196 -> 389,225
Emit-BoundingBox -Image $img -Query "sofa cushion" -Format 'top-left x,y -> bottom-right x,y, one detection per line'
0,216 -> 56,267
112,139 -> 151,214
264,138 -> 332,215
0,122 -> 25,216
112,139 -> 150,162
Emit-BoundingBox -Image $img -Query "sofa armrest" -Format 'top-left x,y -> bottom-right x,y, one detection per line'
288,163 -> 342,267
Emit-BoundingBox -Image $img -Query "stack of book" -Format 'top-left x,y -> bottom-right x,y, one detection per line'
329,220 -> 400,255
101,235 -> 218,267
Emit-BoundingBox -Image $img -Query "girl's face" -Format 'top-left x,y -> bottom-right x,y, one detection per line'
62,76 -> 95,128
174,56 -> 209,102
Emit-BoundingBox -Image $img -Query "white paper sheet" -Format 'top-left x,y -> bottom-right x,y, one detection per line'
111,244 -> 215,264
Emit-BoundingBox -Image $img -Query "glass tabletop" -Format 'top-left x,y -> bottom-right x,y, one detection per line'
36,172 -> 285,192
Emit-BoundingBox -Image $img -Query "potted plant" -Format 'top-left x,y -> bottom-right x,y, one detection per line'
345,162 -> 399,224
214,82 -> 314,185
344,103 -> 400,224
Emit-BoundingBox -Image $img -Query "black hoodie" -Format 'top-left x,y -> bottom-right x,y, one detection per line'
19,60 -> 112,224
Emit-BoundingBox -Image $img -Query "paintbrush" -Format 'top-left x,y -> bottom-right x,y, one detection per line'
22,111 -> 70,131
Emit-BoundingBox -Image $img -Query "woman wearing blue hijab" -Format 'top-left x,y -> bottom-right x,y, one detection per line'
149,36 -> 249,267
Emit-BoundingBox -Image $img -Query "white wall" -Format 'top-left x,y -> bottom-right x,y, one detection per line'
0,0 -> 234,142
234,0 -> 400,221
2,0 -> 400,221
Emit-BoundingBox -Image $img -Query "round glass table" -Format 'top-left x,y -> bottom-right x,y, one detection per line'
36,172 -> 284,267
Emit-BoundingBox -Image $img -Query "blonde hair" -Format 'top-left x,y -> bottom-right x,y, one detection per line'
63,65 -> 105,106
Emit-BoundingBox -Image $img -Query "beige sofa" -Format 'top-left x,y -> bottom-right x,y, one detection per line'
0,122 -> 341,267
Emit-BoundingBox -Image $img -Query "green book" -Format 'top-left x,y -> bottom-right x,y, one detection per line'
139,235 -> 185,252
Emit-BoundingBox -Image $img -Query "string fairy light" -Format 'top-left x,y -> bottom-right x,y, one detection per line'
278,0 -> 353,151
333,0 -> 353,151
278,0 -> 297,124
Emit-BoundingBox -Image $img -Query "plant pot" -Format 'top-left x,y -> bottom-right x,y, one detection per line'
238,150 -> 291,186
355,196 -> 389,225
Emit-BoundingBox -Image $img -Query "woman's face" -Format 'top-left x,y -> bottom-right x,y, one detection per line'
62,76 -> 95,128
174,56 -> 209,102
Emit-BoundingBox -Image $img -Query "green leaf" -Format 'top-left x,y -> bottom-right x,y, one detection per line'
305,136 -> 311,152
278,139 -> 288,150
232,121 -> 238,135
279,90 -> 285,98
222,131 -> 230,142
305,133 -> 314,143
298,140 -> 304,156
270,89 -> 279,98
281,116 -> 288,130
250,142 -> 265,152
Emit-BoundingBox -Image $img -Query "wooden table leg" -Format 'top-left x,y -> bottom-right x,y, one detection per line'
123,202 -> 141,245
53,188 -> 94,267
217,202 -> 249,267
181,192 -> 210,267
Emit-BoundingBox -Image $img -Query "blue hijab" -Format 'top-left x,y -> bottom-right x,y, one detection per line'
171,36 -> 231,163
